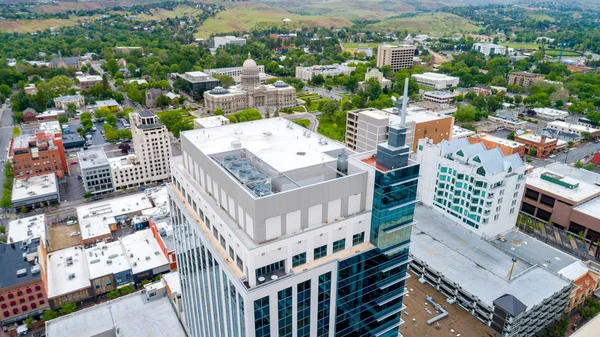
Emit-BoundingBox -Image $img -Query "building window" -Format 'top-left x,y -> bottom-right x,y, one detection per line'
314,245 -> 327,260
352,232 -> 365,246
256,260 -> 285,280
292,253 -> 307,267
476,166 -> 486,176
332,239 -> 346,253
317,272 -> 332,337
278,288 -> 293,337
254,296 -> 270,337
297,280 -> 311,337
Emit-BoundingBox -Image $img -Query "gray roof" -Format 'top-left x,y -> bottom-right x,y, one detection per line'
440,138 -> 524,175
23,108 -> 37,115
139,109 -> 155,118
49,56 -> 80,66
493,294 -> 527,316
0,240 -> 41,289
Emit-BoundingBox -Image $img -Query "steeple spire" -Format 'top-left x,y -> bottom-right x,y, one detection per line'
247,52 -> 252,59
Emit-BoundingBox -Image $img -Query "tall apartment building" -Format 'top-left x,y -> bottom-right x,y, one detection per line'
109,110 -> 171,188
345,106 -> 454,153
507,71 -> 544,88
473,43 -> 507,56
10,131 -> 69,179
78,149 -> 115,195
168,116 -> 419,337
376,44 -> 416,72
416,138 -> 527,238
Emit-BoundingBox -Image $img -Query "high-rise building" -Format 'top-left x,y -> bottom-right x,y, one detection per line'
416,137 -> 526,238
376,44 -> 416,72
109,110 -> 171,188
168,116 -> 419,337
78,149 -> 115,195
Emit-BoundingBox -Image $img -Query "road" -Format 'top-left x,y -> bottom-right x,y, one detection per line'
531,141 -> 599,168
0,103 -> 14,188
304,85 -> 345,101
282,112 -> 319,131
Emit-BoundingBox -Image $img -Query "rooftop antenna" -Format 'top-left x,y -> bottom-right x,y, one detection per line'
400,77 -> 409,128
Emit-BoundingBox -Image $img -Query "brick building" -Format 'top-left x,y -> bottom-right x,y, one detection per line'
10,131 -> 69,179
468,133 -> 527,157
508,71 -> 544,88
515,133 -> 558,158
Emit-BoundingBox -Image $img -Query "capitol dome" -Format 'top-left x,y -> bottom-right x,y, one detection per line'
241,52 -> 260,88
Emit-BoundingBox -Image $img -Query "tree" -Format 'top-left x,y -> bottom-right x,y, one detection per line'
103,124 -> 120,142
42,310 -> 58,321
311,74 -> 325,86
0,225 -> 5,234
83,192 -> 92,198
320,100 -> 339,118
106,59 -> 119,75
461,123 -> 477,132
106,290 -> 120,300
119,285 -> 133,295
126,84 -> 143,103
214,74 -> 235,88
25,317 -> 34,330
214,108 -> 225,116
529,148 -> 538,156
58,115 -> 69,124
581,131 -> 594,142
229,109 -> 263,123
155,95 -> 171,109
585,163 -> 595,171
20,206 -> 27,213
59,302 -> 77,315
575,160 -> 584,169
507,132 -> 515,140
106,114 -> 117,127
455,105 -> 477,122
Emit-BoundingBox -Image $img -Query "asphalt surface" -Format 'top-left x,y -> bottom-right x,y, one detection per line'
282,112 -> 319,131
530,141 -> 600,168
0,103 -> 14,187
305,85 -> 345,100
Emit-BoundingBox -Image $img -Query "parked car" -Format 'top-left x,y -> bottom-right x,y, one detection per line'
70,231 -> 81,237
67,220 -> 77,226
70,161 -> 78,165
549,154 -> 556,159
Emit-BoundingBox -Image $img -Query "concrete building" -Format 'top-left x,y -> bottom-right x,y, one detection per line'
10,131 -> 69,179
149,221 -> 177,270
76,75 -> 102,90
0,240 -> 48,327
145,88 -> 165,108
533,107 -> 569,120
12,173 -> 60,211
469,133 -> 527,157
78,149 -> 115,195
409,206 -> 572,337
214,35 -> 246,49
36,110 -> 66,122
204,54 -> 297,114
376,44 -> 416,71
422,91 -> 456,104
120,229 -> 170,283
115,46 -> 144,54
547,120 -> 600,136
95,99 -> 119,110
488,115 -> 528,131
514,132 -> 558,158
508,71 -> 544,88
45,246 -> 92,308
169,116 -> 419,337
76,193 -> 153,246
412,72 -> 459,89
359,68 -> 392,89
473,43 -> 507,56
204,65 -> 273,85
452,125 -> 477,139
161,271 -> 182,317
193,115 -> 230,129
109,110 -> 171,189
295,64 -> 356,81
85,241 -> 133,296
346,106 -> 454,153
7,215 -> 45,244
48,56 -> 82,70
175,71 -> 221,100
416,138 -> 527,238
521,163 -> 600,240
45,288 -> 187,337
53,95 -> 85,110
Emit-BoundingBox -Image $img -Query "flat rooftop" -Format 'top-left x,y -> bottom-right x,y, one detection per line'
473,133 -> 525,148
490,114 -> 526,124
78,148 -> 110,169
549,120 -> 599,132
526,163 -> 600,202
451,125 -> 476,139
0,240 -> 41,289
38,121 -> 61,133
85,241 -> 131,280
8,215 -> 45,243
153,221 -> 175,251
12,173 -> 59,203
574,197 -> 600,220
412,72 -> 458,80
515,132 -> 556,143
47,246 -> 91,298
423,91 -> 456,98
363,107 -> 450,125
534,107 -> 569,117
76,75 -> 102,82
77,193 -> 153,242
45,292 -> 187,337
96,99 -> 119,108
120,229 -> 168,275
411,205 -> 571,309
194,116 -> 229,129
162,271 -> 181,295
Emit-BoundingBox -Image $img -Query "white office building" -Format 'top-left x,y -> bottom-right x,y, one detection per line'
169,117 -> 420,337
295,64 -> 356,81
416,138 -> 527,238
214,36 -> 247,49
473,43 -> 507,56
411,72 -> 459,89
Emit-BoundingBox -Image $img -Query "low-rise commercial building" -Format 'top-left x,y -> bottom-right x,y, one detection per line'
452,125 -> 477,139
473,43 -> 507,56
488,115 -> 528,130
534,108 -> 569,120
417,138 -> 527,237
45,246 -> 92,309
508,71 -> 544,88
214,35 -> 246,48
12,173 -> 60,211
193,115 -> 230,129
85,241 -> 133,296
469,133 -> 527,157
521,163 -> 600,240
0,240 -> 48,327
53,95 -> 85,110
95,99 -> 120,110
409,206 -> 571,337
76,75 -> 102,90
36,110 -> 66,122
149,221 -> 176,270
422,91 -> 455,104
120,229 -> 170,283
345,106 -> 454,152
412,72 -> 459,89
295,64 -> 355,81
175,71 -> 220,100
547,120 -> 600,136
7,215 -> 45,243
10,131 -> 69,179
161,271 -> 182,318
376,44 -> 416,71
515,132 -> 558,158
78,149 -> 115,195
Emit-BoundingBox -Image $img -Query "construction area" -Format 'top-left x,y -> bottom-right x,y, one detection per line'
47,222 -> 82,251
399,271 -> 500,337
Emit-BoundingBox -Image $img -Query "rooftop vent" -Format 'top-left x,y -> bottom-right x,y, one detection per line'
16,269 -> 27,277
145,256 -> 151,260
68,273 -> 76,280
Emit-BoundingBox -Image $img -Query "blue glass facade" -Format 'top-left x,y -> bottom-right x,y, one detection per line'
297,280 -> 311,337
278,287 -> 293,337
317,272 -> 332,337
254,296 -> 270,337
335,125 -> 418,337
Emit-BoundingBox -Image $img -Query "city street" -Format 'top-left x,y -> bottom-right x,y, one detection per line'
0,103 -> 14,189
531,141 -> 600,168
304,85 -> 345,100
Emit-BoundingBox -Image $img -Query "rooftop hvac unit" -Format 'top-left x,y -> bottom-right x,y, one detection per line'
133,262 -> 137,266
68,273 -> 76,280
130,254 -> 134,258
145,256 -> 151,260
107,260 -> 112,264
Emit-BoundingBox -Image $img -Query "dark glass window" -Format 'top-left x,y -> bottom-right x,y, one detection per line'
256,260 -> 285,280
254,296 -> 270,337
292,253 -> 306,267
317,272 -> 332,337
297,280 -> 311,337
333,239 -> 346,253
352,232 -> 365,246
278,288 -> 293,337
525,188 -> 540,201
314,245 -> 327,260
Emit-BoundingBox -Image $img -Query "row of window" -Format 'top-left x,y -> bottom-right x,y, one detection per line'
291,233 -> 365,269
2,301 -> 44,317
